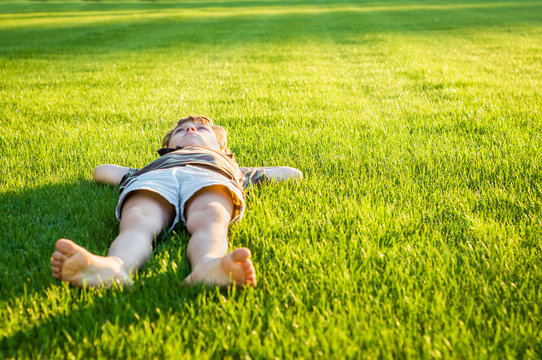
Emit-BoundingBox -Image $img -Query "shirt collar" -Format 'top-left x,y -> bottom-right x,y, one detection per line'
157,145 -> 235,158
157,146 -> 183,156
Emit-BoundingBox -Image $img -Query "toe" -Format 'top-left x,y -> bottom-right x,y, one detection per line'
246,276 -> 256,286
52,266 -> 61,278
230,248 -> 251,262
52,251 -> 67,262
55,239 -> 79,256
51,258 -> 63,266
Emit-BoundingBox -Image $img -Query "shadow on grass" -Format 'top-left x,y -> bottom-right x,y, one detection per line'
2,0 -> 539,14
1,0 -> 308,15
0,273 -> 241,358
1,0 -> 541,59
0,178 -> 260,351
0,181 -> 241,357
0,180 -> 194,302
0,181 -> 114,300
0,180 -> 230,357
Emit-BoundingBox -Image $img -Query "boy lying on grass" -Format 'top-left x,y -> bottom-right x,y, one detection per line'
50,115 -> 302,288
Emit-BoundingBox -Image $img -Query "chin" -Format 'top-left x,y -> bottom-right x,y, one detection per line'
182,141 -> 203,148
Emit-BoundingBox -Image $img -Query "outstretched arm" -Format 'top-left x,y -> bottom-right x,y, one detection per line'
241,166 -> 303,183
93,164 -> 132,186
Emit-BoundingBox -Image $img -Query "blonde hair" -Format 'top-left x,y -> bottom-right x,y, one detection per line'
161,115 -> 230,153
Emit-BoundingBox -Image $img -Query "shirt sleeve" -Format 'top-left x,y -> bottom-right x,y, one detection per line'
240,167 -> 268,188
120,167 -> 139,186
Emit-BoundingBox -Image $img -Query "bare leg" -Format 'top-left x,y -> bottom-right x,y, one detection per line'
50,190 -> 175,288
182,185 -> 256,287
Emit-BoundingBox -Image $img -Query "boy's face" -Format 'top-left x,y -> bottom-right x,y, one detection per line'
168,121 -> 220,150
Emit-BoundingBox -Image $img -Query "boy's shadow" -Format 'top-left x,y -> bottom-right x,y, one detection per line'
0,180 -> 118,301
1,273 -> 236,358
0,180 -> 239,356
0,180 -> 202,301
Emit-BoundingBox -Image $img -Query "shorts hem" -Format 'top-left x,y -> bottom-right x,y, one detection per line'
116,187 -> 181,232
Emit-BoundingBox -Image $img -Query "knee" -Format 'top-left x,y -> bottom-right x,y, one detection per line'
186,202 -> 231,234
120,205 -> 161,231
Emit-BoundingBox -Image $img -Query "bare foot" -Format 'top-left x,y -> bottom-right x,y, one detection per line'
183,248 -> 256,287
50,239 -> 132,288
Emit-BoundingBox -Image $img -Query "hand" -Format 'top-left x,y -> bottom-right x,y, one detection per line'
263,167 -> 303,182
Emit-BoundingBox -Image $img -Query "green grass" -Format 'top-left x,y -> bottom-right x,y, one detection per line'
1,0 -> 541,358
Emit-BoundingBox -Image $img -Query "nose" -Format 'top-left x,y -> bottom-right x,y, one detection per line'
185,125 -> 196,132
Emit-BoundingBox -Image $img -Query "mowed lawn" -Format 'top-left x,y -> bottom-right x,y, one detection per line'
1,0 -> 541,358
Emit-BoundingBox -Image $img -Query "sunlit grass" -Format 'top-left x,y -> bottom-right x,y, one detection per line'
1,0 -> 541,358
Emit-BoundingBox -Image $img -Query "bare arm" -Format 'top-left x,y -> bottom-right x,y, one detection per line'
241,166 -> 303,183
93,164 -> 132,186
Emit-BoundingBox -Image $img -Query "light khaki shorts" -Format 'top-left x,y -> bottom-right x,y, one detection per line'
116,165 -> 245,231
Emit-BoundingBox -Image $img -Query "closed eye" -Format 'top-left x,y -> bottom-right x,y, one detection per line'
174,124 -> 208,134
